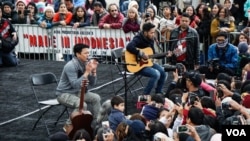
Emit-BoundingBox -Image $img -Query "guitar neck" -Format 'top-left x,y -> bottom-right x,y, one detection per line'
79,81 -> 86,112
149,52 -> 167,59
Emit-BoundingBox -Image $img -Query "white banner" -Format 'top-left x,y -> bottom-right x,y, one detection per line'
14,25 -> 134,57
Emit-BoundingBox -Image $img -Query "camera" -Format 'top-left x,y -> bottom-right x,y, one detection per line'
208,58 -> 220,70
163,63 -> 185,76
224,115 -> 244,125
216,85 -> 224,98
170,95 -> 182,105
138,95 -> 148,102
145,12 -> 151,18
176,125 -> 189,133
188,93 -> 198,106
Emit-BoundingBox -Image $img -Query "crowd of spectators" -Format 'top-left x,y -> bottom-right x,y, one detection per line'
3,0 -> 250,141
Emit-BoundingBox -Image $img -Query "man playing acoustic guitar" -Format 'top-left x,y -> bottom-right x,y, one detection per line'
56,43 -> 101,137
126,22 -> 167,96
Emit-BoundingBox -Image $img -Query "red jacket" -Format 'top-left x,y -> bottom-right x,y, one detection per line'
98,12 -> 124,29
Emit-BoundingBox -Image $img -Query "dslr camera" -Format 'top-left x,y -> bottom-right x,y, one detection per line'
163,63 -> 185,76
208,58 -> 220,70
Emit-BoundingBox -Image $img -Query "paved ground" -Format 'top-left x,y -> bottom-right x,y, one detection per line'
0,59 -> 171,141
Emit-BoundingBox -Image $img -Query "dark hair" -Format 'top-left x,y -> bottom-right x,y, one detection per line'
216,31 -> 228,39
108,3 -> 119,12
148,120 -> 169,137
200,96 -> 216,110
195,2 -> 206,19
233,33 -> 249,46
72,129 -> 92,141
73,43 -> 89,56
151,94 -> 165,104
216,6 -> 231,19
188,107 -> 204,125
129,113 -> 147,125
72,6 -> 88,22
183,5 -> 195,21
216,72 -> 231,83
111,95 -> 124,108
27,2 -> 38,14
217,80 -> 231,90
181,12 -> 190,20
85,0 -> 96,10
142,22 -> 155,32
93,1 -> 103,8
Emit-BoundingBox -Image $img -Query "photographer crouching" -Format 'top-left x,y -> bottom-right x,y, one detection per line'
0,8 -> 19,67
199,32 -> 238,79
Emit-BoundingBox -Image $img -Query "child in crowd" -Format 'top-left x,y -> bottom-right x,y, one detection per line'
108,95 -> 127,132
37,5 -> 54,29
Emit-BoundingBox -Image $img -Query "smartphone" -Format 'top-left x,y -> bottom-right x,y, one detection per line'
102,121 -> 110,129
176,125 -> 189,133
102,121 -> 110,138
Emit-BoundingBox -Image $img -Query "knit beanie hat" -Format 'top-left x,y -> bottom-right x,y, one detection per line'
36,2 -> 46,17
2,1 -> 13,9
125,119 -> 145,135
238,42 -> 249,54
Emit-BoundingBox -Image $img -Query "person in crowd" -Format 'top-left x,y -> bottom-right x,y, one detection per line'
186,107 -> 216,141
211,3 -> 223,19
196,5 -> 212,64
233,33 -> 249,48
108,95 -> 127,132
56,43 -> 101,134
168,12 -> 200,71
91,1 -> 108,26
64,0 -> 74,13
52,2 -> 73,26
85,0 -> 96,19
210,6 -> 235,43
121,0 -> 141,17
199,32 -> 238,79
236,42 -> 250,77
116,119 -> 146,141
37,5 -> 54,29
140,5 -> 159,30
15,0 -> 28,24
122,7 -> 141,33
70,6 -> 91,28
97,0 -> 106,9
145,119 -> 170,140
141,94 -> 165,121
98,3 -> 124,29
176,5 -> 200,29
72,129 -> 92,141
1,1 -> 18,24
157,108 -> 174,138
173,126 -> 201,141
35,1 -> 46,18
126,22 -> 167,95
0,8 -> 19,67
224,0 -> 240,25
159,5 -> 177,42
196,2 -> 206,20
26,2 -> 39,24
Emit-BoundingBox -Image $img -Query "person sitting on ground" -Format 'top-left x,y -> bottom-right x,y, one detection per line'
0,8 -> 19,67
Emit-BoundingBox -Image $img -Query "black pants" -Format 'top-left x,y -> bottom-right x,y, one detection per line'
198,65 -> 235,79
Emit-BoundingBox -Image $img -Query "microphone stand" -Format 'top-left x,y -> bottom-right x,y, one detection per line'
119,62 -> 136,115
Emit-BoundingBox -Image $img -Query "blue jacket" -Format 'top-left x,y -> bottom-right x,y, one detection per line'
108,108 -> 126,131
208,43 -> 238,69
37,15 -> 53,29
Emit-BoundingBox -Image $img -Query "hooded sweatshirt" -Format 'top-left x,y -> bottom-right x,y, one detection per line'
195,125 -> 216,141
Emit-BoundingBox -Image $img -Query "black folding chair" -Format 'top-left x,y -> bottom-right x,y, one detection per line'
30,72 -> 69,135
111,47 -> 144,96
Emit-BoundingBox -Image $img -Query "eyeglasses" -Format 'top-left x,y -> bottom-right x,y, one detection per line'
111,9 -> 117,12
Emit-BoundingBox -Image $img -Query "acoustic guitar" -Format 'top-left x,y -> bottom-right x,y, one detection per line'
124,47 -> 167,73
67,79 -> 93,139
